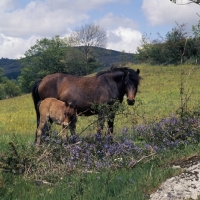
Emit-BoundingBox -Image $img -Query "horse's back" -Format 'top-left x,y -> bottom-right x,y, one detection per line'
38,73 -> 66,99
38,73 -> 100,105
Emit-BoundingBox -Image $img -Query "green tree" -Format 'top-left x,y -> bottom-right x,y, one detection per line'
164,23 -> 189,64
0,68 -> 21,99
65,24 -> 107,75
3,79 -> 21,98
192,20 -> 200,63
135,34 -> 167,64
135,23 -> 196,65
18,36 -> 68,93
0,68 -> 6,83
0,84 -> 6,100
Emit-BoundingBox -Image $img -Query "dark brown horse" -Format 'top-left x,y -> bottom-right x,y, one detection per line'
32,66 -> 141,134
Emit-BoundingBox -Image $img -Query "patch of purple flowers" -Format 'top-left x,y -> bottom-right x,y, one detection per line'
39,112 -> 200,172
135,114 -> 200,151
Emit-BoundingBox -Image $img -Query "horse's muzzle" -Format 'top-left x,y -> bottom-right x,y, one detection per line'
63,122 -> 70,127
127,99 -> 135,105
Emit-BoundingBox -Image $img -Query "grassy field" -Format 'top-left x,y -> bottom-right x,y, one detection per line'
0,64 -> 199,138
0,64 -> 200,199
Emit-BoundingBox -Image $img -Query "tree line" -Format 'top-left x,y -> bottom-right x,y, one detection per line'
135,21 -> 200,65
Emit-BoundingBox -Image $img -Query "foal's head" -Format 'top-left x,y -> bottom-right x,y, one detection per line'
63,100 -> 77,126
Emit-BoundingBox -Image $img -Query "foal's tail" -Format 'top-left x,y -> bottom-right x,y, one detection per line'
31,80 -> 42,126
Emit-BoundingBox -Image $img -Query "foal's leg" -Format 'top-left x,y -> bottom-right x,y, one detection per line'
44,118 -> 53,137
61,124 -> 67,143
36,121 -> 47,145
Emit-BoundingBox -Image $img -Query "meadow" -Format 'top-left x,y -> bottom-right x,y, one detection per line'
0,64 -> 200,199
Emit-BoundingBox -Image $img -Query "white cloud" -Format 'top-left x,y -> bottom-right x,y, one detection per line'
107,27 -> 142,53
0,0 -> 140,58
97,13 -> 142,53
0,0 -> 122,38
0,34 -> 40,59
0,0 -> 16,12
0,1 -> 88,38
142,0 -> 200,28
97,12 -> 139,30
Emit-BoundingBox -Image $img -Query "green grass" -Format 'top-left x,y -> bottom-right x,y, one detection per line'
2,144 -> 200,200
0,64 -> 200,199
0,64 -> 199,139
0,155 -> 181,200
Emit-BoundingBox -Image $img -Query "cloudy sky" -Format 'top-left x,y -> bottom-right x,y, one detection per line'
0,0 -> 199,59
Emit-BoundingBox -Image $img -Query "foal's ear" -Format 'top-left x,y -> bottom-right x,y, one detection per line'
136,69 -> 140,75
65,101 -> 69,107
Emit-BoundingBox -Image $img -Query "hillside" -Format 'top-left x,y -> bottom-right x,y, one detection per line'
0,48 -> 134,80
84,47 -> 134,67
0,58 -> 21,79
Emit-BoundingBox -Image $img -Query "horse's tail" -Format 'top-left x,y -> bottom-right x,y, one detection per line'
31,80 -> 42,126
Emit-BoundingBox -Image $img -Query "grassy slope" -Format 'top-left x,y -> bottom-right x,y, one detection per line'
0,64 -> 200,144
0,64 -> 200,199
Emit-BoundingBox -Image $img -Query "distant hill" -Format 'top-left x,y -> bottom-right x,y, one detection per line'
0,48 -> 134,79
0,58 -> 21,79
91,47 -> 134,68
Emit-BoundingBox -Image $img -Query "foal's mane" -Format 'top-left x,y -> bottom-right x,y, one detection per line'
96,66 -> 141,85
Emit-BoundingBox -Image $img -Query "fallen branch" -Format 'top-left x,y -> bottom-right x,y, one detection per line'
128,153 -> 156,168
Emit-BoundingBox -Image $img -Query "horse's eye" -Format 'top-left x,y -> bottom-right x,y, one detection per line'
64,112 -> 68,116
65,112 -> 72,117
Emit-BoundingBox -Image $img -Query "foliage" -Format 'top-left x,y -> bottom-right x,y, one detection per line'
0,58 -> 21,79
64,46 -> 102,75
170,0 -> 200,6
135,21 -> 200,65
18,36 -> 68,93
65,23 -> 107,75
0,68 -> 21,99
0,68 -> 6,83
0,85 -> 6,100
3,79 -> 21,98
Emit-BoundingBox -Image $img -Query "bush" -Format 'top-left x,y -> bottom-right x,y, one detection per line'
3,79 -> 21,98
0,84 -> 6,100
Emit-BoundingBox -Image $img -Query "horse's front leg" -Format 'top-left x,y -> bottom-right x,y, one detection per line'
107,113 -> 115,134
69,122 -> 76,135
98,113 -> 105,132
68,115 -> 78,140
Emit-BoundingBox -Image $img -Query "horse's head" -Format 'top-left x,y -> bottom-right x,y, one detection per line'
124,69 -> 140,106
63,100 -> 78,126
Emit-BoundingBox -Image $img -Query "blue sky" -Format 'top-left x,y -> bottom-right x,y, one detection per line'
0,0 -> 199,59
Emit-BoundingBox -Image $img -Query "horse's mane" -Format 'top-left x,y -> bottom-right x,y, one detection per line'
96,66 -> 141,85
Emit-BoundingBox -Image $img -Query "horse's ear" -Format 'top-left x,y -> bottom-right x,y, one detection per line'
136,69 -> 140,75
69,100 -> 77,109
